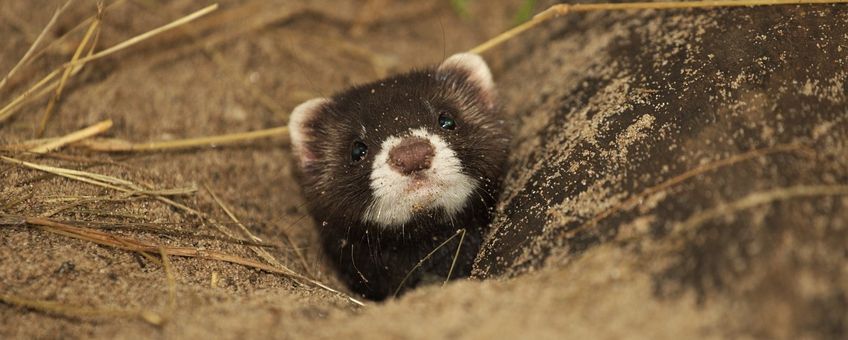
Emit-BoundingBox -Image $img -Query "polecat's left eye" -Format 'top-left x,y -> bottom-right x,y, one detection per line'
351,141 -> 368,162
438,113 -> 457,130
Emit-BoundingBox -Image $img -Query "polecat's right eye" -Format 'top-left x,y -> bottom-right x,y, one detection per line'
351,141 -> 368,162
438,113 -> 457,130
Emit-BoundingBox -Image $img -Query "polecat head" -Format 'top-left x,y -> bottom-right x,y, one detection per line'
289,53 -> 507,229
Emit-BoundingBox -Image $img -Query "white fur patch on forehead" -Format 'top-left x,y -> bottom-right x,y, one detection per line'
438,53 -> 494,93
288,98 -> 330,168
364,128 -> 477,227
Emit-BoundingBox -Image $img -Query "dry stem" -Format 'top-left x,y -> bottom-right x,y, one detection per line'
0,4 -> 219,124
675,184 -> 848,234
3,156 -> 362,303
71,4 -> 219,67
470,0 -> 848,54
28,119 -> 113,153
0,155 -> 196,197
37,2 -> 103,137
3,216 -> 364,306
0,0 -> 75,91
203,184 -> 262,243
577,144 -> 812,231
443,228 -> 467,286
0,293 -> 163,325
14,0 -> 128,89
159,248 -> 178,309
394,228 -> 465,297
76,126 -> 288,152
203,184 -> 287,270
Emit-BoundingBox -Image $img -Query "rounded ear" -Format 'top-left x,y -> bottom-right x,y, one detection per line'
288,98 -> 330,168
438,52 -> 495,94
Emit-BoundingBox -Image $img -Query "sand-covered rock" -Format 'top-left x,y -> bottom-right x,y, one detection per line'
477,4 -> 848,338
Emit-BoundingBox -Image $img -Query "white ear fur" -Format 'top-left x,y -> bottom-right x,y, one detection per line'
438,53 -> 494,93
288,98 -> 329,167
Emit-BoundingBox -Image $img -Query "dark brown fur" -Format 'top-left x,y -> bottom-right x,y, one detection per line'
293,62 -> 508,300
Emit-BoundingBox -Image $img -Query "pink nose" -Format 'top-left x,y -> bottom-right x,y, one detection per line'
388,137 -> 435,175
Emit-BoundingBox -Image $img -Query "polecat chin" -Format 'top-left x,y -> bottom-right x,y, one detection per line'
288,53 -> 509,300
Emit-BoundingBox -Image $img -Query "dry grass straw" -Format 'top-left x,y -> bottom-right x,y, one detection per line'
675,184 -> 848,235
203,185 -> 277,258
70,208 -> 146,220
76,126 -> 288,152
0,0 -> 75,91
0,155 -> 207,246
210,271 -> 220,288
394,228 -> 466,298
37,194 -> 131,204
204,184 -> 321,295
72,4 -> 219,67
576,144 -> 814,232
40,193 -> 136,218
1,155 -> 270,246
1,191 -> 33,212
5,154 -> 140,189
1,0 -> 128,92
37,2 -> 104,137
2,215 -> 364,306
444,228 -> 467,286
0,4 -> 219,124
159,248 -> 178,309
275,220 -> 314,277
28,119 -> 113,153
0,293 -> 164,326
470,0 -> 848,54
2,156 -> 364,305
0,155 -> 196,197
644,183 -> 848,253
203,186 -> 262,243
62,218 -> 275,247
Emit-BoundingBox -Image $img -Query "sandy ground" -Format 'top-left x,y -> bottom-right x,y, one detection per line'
2,0 -> 847,339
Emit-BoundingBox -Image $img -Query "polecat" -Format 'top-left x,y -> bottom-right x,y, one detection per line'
288,53 -> 508,300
